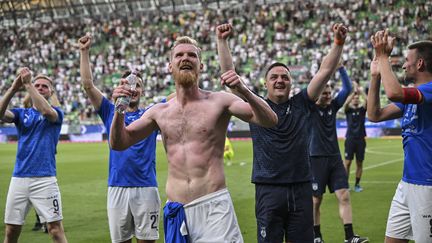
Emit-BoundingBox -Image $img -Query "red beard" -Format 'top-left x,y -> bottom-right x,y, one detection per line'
173,69 -> 198,87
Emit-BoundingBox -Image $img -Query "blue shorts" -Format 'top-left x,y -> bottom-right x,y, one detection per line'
311,155 -> 349,196
255,182 -> 314,243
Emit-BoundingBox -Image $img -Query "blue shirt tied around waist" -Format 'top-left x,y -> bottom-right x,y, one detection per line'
164,202 -> 189,243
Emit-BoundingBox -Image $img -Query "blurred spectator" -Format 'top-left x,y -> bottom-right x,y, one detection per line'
1,0 -> 431,125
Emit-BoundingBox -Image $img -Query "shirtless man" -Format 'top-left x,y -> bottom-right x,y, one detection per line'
109,36 -> 277,242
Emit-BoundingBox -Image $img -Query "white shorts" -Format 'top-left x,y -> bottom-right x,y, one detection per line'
386,180 -> 432,242
4,177 -> 63,225
107,186 -> 161,242
184,188 -> 244,243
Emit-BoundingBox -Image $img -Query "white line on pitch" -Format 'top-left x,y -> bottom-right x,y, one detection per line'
358,180 -> 399,184
365,149 -> 402,156
351,157 -> 403,174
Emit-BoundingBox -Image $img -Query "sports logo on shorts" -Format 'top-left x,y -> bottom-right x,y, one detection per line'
260,226 -> 266,238
312,182 -> 318,191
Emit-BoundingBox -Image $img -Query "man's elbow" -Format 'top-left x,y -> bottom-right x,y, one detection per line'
261,114 -> 278,128
42,110 -> 58,122
367,112 -> 381,123
82,82 -> 95,91
386,91 -> 403,102
269,114 -> 278,127
109,139 -> 128,151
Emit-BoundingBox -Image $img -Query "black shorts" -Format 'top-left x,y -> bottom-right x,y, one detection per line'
344,137 -> 366,161
311,155 -> 348,196
255,182 -> 314,243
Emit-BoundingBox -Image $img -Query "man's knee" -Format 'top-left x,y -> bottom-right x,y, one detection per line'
47,221 -> 65,239
336,189 -> 351,205
4,224 -> 22,242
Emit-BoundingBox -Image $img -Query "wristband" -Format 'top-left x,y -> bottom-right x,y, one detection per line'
334,38 -> 345,46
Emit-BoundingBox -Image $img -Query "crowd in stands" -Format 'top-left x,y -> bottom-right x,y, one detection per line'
0,0 -> 431,125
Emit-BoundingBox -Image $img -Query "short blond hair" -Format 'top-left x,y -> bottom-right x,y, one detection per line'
171,36 -> 201,60
34,74 -> 54,85
23,74 -> 60,108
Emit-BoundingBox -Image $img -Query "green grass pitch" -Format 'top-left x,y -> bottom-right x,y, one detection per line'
0,138 -> 408,242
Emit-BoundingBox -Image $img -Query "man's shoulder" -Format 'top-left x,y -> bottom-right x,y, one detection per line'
209,90 -> 232,97
204,90 -> 239,103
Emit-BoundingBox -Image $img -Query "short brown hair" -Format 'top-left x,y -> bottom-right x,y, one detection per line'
171,36 -> 201,60
408,40 -> 432,73
121,70 -> 144,87
265,62 -> 290,79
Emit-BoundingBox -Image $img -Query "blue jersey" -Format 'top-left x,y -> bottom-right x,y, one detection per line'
11,107 -> 63,177
394,82 -> 432,186
250,89 -> 315,184
98,97 -> 158,187
163,202 -> 188,243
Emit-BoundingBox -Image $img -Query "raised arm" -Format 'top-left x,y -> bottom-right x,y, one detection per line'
343,87 -> 356,112
109,79 -> 159,150
370,29 -> 421,103
367,56 -> 402,122
216,23 -> 235,74
221,70 -> 278,127
0,75 -> 22,123
334,66 -> 353,106
307,23 -> 348,101
79,34 -> 104,110
20,68 -> 59,122
358,84 -> 368,108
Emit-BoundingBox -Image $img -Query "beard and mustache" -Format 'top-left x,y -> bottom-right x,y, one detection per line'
403,74 -> 415,85
172,62 -> 199,87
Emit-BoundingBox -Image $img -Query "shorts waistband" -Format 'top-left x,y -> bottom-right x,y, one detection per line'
184,188 -> 229,208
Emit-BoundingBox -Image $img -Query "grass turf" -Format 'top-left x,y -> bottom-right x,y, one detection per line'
0,138 -> 407,242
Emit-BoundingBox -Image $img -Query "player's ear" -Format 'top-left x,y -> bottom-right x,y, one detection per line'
417,58 -> 425,72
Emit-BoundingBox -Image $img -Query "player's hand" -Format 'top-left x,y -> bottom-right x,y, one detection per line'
78,33 -> 92,51
370,55 -> 380,78
11,74 -> 23,92
333,23 -> 348,44
19,67 -> 32,85
216,23 -> 233,40
352,80 -> 359,91
220,70 -> 247,92
371,29 -> 395,58
112,79 -> 135,101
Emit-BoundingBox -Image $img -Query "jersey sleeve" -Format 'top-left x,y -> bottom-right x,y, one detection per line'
418,82 -> 432,104
393,102 -> 404,111
52,106 -> 64,124
335,67 -> 352,107
301,88 -> 316,108
97,96 -> 114,124
10,108 -> 22,125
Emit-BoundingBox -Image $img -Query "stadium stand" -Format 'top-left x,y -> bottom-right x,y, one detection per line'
0,0 -> 431,127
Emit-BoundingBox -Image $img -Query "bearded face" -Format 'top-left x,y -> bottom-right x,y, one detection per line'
172,61 -> 199,87
169,43 -> 202,87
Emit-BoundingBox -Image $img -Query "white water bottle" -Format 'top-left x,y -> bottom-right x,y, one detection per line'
115,70 -> 139,114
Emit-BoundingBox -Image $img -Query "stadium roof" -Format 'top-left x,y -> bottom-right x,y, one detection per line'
0,0 -> 294,27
